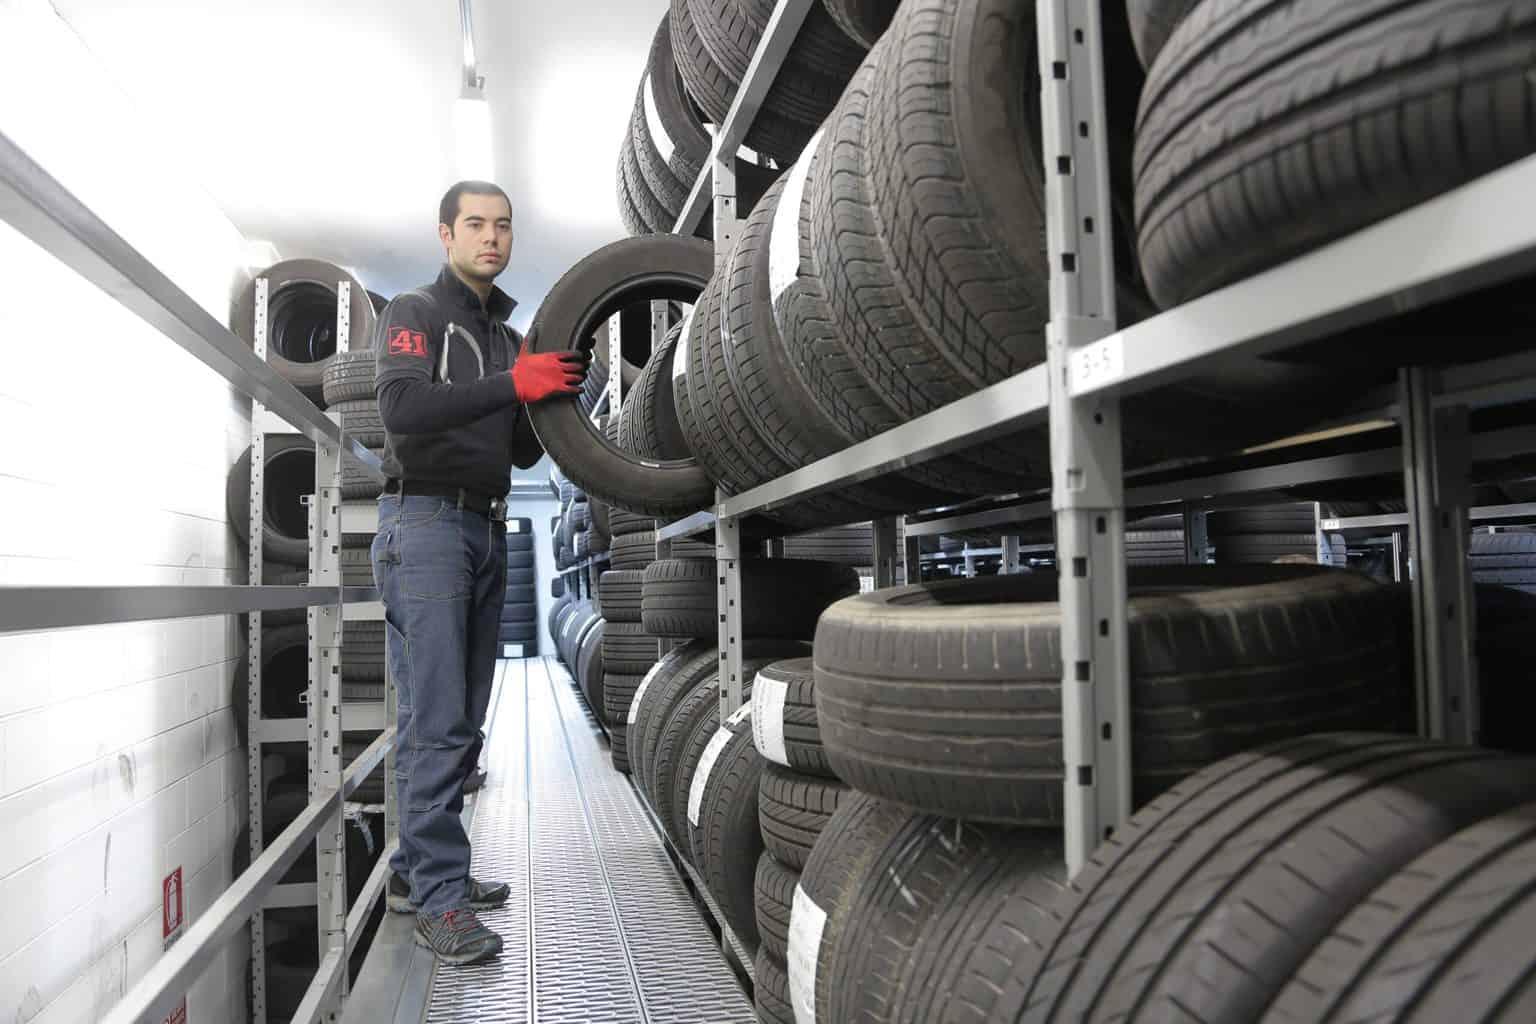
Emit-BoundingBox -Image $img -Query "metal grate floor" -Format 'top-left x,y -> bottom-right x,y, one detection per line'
424,657 -> 754,1023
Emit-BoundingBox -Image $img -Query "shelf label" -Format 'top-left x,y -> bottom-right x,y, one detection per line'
789,883 -> 828,1024
752,676 -> 789,767
1069,334 -> 1124,393
672,308 -> 694,383
768,130 -> 823,309
688,719 -> 739,827
641,73 -> 675,164
628,657 -> 669,725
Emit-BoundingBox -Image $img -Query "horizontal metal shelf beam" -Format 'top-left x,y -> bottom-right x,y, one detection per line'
674,0 -> 816,235
657,510 -> 717,542
293,948 -> 346,1024
1071,155 -> 1536,402
1323,502 -> 1536,533
0,129 -> 345,451
0,585 -> 351,634
899,425 -> 1536,538
260,703 -> 386,743
343,727 -> 395,799
345,842 -> 397,960
343,601 -> 385,621
717,366 -> 1051,519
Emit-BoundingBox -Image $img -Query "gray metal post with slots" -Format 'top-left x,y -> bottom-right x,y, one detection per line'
873,517 -> 899,587
1181,504 -> 1210,564
904,534 -> 923,586
307,282 -> 350,1014
1400,367 -> 1478,743
1000,535 -> 1024,575
1039,0 -> 1129,875
608,311 -> 623,427
247,277 -> 270,1024
716,507 -> 745,718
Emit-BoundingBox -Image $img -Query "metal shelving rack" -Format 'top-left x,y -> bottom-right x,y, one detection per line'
652,0 -> 1536,874
0,128 -> 399,1022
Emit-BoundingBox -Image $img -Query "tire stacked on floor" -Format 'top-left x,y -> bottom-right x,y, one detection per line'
783,564 -> 1421,1023
747,657 -> 850,1021
1210,503 -> 1346,566
597,563 -> 654,773
499,517 -> 538,656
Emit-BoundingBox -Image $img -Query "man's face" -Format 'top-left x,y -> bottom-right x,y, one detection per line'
440,192 -> 513,285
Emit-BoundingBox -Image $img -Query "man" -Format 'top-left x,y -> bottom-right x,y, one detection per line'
371,180 -> 586,964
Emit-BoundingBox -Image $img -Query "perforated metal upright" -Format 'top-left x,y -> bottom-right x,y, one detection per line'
246,278 -> 271,1024
713,143 -> 750,719
1039,0 -> 1129,875
304,285 -> 351,1016
1400,367 -> 1478,743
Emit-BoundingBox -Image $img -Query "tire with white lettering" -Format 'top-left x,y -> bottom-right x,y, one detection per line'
527,235 -> 717,517
827,813 -> 1065,1024
751,658 -> 833,778
686,702 -> 764,946
1135,0 -> 1536,308
791,792 -> 912,1024
630,641 -> 720,802
234,259 -> 376,405
813,566 -> 1410,824
758,763 -> 848,871
755,851 -> 797,964
658,678 -> 728,855
1007,734 -> 1536,1023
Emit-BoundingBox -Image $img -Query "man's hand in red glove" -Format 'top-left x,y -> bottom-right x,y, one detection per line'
510,331 -> 588,404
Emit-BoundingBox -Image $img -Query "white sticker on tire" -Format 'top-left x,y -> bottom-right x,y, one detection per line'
752,675 -> 789,767
672,307 -> 695,383
768,130 -> 824,311
628,657 -> 668,725
641,73 -> 675,164
788,883 -> 828,1024
688,722 -> 736,828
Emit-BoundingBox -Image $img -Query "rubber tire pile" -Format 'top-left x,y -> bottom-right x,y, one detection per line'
500,518 -> 539,656
622,536 -> 858,979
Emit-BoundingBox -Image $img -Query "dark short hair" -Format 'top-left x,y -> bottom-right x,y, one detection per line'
439,181 -> 512,231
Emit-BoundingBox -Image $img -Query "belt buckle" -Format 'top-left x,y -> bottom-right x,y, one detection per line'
491,497 -> 508,520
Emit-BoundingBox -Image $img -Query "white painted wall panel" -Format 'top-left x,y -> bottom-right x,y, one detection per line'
0,0 -> 259,1018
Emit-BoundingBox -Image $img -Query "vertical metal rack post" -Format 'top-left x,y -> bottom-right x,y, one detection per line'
304,285 -> 350,1016
1400,367 -> 1478,743
1039,0 -> 1130,874
714,146 -> 749,720
246,279 -> 271,1023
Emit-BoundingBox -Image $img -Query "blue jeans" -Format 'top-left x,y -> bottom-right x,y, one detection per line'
372,494 -> 506,916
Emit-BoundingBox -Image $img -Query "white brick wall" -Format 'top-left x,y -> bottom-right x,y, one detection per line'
0,1 -> 257,1020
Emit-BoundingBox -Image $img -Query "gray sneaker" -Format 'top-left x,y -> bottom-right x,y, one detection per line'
414,908 -> 503,965
389,873 -> 510,914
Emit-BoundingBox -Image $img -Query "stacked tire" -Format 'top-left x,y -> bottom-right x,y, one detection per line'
784,564 -> 1419,1023
233,259 -> 378,407
499,517 -> 538,656
747,658 -> 850,1022
1210,503 -> 1345,567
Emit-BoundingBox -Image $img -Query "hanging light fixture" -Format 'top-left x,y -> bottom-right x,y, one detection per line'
454,0 -> 494,180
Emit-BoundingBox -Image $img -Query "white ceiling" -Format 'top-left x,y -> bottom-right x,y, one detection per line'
51,0 -> 668,331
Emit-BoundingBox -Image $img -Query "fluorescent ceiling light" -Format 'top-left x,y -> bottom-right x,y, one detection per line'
455,94 -> 494,180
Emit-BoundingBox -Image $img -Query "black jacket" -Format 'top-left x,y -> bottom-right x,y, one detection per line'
373,265 -> 543,497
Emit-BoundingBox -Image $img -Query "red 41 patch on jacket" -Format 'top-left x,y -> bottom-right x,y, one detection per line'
387,327 -> 428,357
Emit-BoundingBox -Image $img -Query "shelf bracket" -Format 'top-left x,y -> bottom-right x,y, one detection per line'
716,506 -> 744,718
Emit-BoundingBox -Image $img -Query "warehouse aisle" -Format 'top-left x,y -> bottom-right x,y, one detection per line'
351,656 -> 754,1023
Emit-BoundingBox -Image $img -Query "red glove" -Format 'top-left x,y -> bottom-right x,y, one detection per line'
511,332 -> 587,404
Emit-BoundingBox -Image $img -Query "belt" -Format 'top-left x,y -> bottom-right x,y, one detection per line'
384,480 -> 507,520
